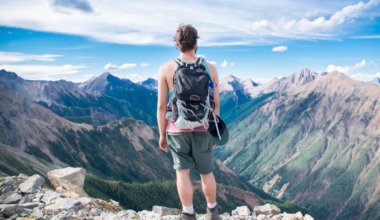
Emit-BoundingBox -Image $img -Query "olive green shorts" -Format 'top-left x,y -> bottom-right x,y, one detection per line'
166,131 -> 214,175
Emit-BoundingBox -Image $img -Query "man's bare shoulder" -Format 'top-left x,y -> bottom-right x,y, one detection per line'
207,61 -> 216,69
206,61 -> 218,80
159,60 -> 176,74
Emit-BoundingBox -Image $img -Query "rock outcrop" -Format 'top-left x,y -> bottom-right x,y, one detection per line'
47,167 -> 87,198
0,167 -> 314,220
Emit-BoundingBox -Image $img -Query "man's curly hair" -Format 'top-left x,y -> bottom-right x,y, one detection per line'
174,24 -> 199,52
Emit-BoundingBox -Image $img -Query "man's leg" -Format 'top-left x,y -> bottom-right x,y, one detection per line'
200,172 -> 220,220
176,169 -> 194,214
200,172 -> 217,205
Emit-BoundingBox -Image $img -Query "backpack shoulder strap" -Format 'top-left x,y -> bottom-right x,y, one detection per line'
200,58 -> 213,82
173,58 -> 185,67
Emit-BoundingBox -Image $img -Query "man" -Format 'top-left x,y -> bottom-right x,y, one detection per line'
157,24 -> 220,220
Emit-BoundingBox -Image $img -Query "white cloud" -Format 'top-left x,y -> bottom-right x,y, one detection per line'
0,0 -> 379,45
0,64 -> 86,78
352,35 -> 380,39
289,0 -> 380,32
326,59 -> 372,74
119,63 -> 137,70
104,62 -> 139,70
251,20 -> 271,31
0,51 -> 62,63
104,63 -> 119,70
220,60 -> 235,68
50,0 -> 94,14
221,60 -> 228,68
139,62 -> 150,67
0,50 -> 89,81
354,59 -> 368,69
326,59 -> 380,83
327,64 -> 350,74
349,73 -> 379,82
272,46 -> 288,52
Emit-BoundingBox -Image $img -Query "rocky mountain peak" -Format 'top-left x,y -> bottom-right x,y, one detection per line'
139,78 -> 158,90
220,74 -> 258,93
288,68 -> 318,85
0,69 -> 21,81
81,72 -> 121,94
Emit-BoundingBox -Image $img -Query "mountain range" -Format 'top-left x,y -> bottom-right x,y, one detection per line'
215,69 -> 380,220
0,70 -> 157,126
1,68 -> 379,219
0,69 -> 304,214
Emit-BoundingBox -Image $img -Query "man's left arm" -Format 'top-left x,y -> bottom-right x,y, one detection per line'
209,63 -> 220,116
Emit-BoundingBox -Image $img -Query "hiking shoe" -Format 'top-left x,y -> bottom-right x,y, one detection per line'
207,206 -> 221,220
179,211 -> 197,220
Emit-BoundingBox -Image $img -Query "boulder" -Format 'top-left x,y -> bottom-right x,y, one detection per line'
44,197 -> 82,211
1,204 -> 32,218
231,206 -> 251,216
162,215 -> 180,220
47,167 -> 87,197
19,194 -> 35,204
256,214 -> 269,220
77,197 -> 93,206
254,204 -> 281,216
89,207 -> 101,216
31,208 -> 44,219
18,174 -> 45,194
19,202 -> 44,209
41,190 -> 61,205
117,209 -> 139,219
138,210 -> 161,220
304,214 -> 314,220
0,192 -> 23,204
33,192 -> 44,202
1,174 -> 28,194
152,205 -> 181,216
271,214 -> 282,220
282,212 -> 304,220
294,211 -> 303,220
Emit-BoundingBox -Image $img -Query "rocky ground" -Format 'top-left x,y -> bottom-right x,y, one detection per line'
0,167 -> 314,220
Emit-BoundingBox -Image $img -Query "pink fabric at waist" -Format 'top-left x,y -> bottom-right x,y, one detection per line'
166,120 -> 208,133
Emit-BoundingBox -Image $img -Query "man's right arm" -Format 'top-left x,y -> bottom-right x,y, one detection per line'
157,63 -> 169,152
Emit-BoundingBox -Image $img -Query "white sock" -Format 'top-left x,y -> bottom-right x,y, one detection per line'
183,204 -> 194,214
207,202 -> 217,209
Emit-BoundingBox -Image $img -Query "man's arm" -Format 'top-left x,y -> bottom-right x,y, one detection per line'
209,63 -> 220,116
157,64 -> 169,152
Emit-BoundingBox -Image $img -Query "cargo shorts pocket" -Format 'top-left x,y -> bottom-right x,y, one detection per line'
192,132 -> 212,153
166,132 -> 191,154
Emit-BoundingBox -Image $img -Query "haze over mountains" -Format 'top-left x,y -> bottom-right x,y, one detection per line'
1,68 -> 380,219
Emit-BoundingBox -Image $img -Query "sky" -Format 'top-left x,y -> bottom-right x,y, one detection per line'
0,0 -> 380,83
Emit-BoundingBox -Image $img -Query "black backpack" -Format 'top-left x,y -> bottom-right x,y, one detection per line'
169,57 -> 214,129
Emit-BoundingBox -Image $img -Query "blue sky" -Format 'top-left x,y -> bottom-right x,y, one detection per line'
0,0 -> 380,83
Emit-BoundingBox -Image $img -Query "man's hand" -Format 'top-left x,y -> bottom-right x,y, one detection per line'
159,136 -> 169,152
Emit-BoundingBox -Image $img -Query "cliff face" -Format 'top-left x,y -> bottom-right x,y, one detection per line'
215,71 -> 380,220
